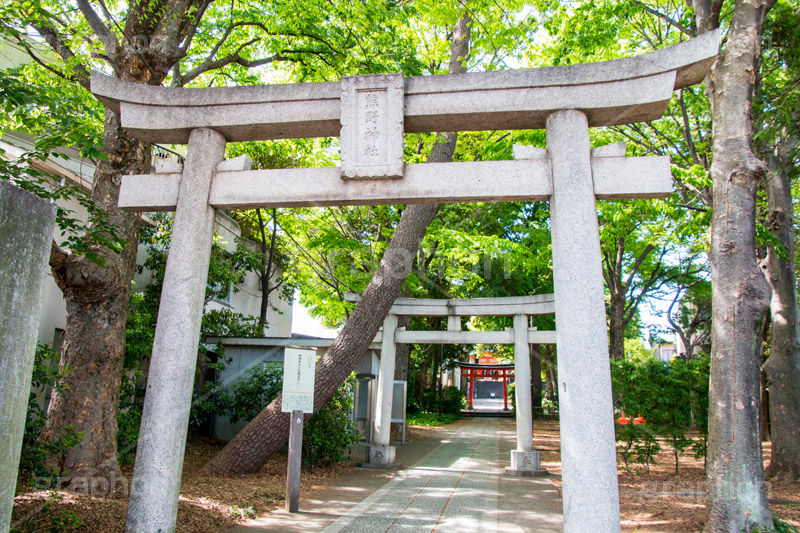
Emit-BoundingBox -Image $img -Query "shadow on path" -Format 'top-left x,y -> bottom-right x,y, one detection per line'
229,417 -> 563,532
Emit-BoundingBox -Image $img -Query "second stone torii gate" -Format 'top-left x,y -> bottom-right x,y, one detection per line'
346,293 -> 555,475
91,29 -> 719,533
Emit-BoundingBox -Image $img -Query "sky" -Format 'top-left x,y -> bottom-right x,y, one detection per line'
290,294 -> 340,339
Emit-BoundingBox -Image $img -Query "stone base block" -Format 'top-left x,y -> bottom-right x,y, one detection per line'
505,450 -> 548,477
360,444 -> 396,469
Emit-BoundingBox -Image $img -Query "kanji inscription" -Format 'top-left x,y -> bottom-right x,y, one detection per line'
340,73 -> 404,179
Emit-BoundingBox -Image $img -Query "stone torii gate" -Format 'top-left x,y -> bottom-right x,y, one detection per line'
90,30 -> 719,533
346,293 -> 555,476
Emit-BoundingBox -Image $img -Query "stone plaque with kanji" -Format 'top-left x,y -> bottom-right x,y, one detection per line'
340,73 -> 404,179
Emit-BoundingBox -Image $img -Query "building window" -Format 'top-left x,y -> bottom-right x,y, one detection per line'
209,281 -> 233,306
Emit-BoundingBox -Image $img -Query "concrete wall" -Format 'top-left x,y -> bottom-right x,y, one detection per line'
209,341 -> 377,441
212,343 -> 290,440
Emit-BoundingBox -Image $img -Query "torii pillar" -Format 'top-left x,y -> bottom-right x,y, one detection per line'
124,133 -> 251,531
547,111 -> 620,531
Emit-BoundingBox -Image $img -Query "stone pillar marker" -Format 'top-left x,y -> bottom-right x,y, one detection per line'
547,110 -> 621,532
368,313 -> 398,466
125,128 -> 227,532
0,181 -> 56,532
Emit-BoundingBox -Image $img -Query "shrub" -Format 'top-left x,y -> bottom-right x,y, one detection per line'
610,354 -> 710,473
193,360 -> 359,467
441,386 -> 465,415
20,345 -> 83,480
415,386 -> 464,416
116,363 -> 145,465
302,377 -> 360,467
407,412 -> 460,426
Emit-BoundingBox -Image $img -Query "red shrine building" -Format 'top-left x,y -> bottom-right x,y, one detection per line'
458,353 -> 515,410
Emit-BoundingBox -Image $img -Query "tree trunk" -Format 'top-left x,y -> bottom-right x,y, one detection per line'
699,0 -> 776,528
531,347 -> 542,410
206,140 -> 460,474
42,110 -> 150,488
206,14 -> 471,475
394,314 -> 413,381
206,203 -> 443,474
761,145 -> 800,481
608,292 -> 627,361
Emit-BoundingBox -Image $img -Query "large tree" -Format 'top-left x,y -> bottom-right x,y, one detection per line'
537,0 -> 781,526
756,0 -> 800,481
694,0 -> 777,528
2,0 -> 419,485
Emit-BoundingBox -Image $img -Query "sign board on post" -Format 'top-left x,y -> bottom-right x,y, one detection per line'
282,348 -> 316,413
281,348 -> 316,513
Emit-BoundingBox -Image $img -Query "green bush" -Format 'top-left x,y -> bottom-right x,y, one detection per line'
407,412 -> 460,426
302,377 -> 360,467
20,346 -> 83,480
193,361 -> 358,467
415,386 -> 464,416
441,386 -> 465,415
610,354 -> 710,473
116,363 -> 145,465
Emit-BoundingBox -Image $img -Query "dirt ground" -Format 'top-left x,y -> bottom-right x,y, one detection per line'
532,419 -> 800,532
11,437 -> 351,533
11,423 -> 800,532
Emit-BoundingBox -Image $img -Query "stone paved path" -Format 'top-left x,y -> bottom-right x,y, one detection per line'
229,418 -> 563,532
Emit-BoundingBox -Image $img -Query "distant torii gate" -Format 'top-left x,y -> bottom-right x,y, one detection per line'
346,293 -> 555,475
459,362 -> 514,411
90,29 -> 719,533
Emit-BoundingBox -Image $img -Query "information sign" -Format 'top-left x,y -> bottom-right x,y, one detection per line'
281,348 -> 316,413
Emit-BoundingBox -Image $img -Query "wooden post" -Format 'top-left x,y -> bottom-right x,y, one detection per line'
286,410 -> 304,513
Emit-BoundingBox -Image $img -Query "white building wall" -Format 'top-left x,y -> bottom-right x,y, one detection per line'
1,131 -> 292,344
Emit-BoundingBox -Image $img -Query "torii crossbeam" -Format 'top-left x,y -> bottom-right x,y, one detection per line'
90,30 -> 719,533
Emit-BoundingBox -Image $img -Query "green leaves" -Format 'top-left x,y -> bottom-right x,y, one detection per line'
0,67 -> 121,265
611,354 -> 711,471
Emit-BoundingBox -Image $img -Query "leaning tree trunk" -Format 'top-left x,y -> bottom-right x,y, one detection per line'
206,145 -> 455,475
42,110 -> 150,487
762,144 -> 800,481
206,14 -> 472,475
700,0 -> 775,529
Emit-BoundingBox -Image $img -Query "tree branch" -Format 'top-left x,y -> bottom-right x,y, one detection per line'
76,0 -> 119,58
176,0 -> 212,58
24,26 -> 90,88
632,0 -> 695,37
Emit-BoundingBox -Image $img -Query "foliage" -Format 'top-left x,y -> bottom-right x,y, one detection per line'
0,68 -> 122,265
192,361 -> 358,467
116,362 -> 144,466
610,354 -> 710,473
121,216 -> 267,454
201,309 -> 264,338
407,412 -> 461,426
415,386 -> 465,416
218,362 -> 283,426
10,490 -> 83,532
615,423 -> 661,473
19,346 -> 83,481
302,377 -> 360,467
769,516 -> 800,533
